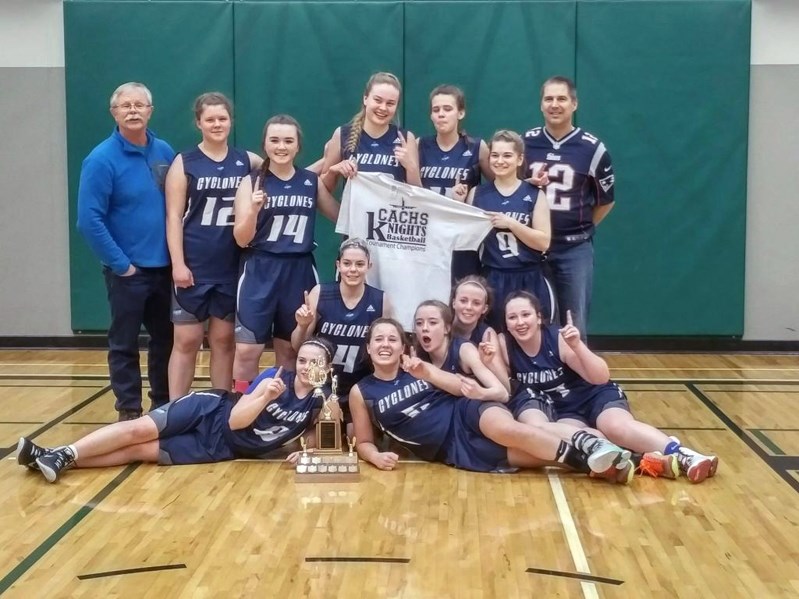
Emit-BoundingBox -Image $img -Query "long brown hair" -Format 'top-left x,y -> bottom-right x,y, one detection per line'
258,114 -> 303,182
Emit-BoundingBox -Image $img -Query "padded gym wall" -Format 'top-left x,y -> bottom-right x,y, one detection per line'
64,0 -> 750,336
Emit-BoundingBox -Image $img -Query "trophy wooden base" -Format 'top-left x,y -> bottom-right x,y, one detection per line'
295,452 -> 360,483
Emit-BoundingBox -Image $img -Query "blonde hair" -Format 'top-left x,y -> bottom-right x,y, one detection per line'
345,72 -> 402,157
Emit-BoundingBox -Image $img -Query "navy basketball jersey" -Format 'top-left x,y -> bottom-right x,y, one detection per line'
249,168 -> 319,255
418,337 -> 467,375
419,135 -> 481,198
357,371 -> 456,461
181,147 -> 251,283
523,127 -> 614,247
472,181 -> 544,270
226,369 -> 323,457
506,324 -> 598,403
340,123 -> 407,182
314,282 -> 385,395
466,322 -> 490,345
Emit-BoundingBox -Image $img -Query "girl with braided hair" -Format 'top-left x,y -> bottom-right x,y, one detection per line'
321,72 -> 421,190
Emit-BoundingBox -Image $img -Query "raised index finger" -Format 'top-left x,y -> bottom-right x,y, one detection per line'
274,366 -> 284,380
398,131 -> 407,147
303,290 -> 311,306
253,175 -> 261,191
566,310 -> 573,326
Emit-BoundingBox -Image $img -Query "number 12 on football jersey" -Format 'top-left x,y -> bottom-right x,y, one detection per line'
530,162 -> 574,212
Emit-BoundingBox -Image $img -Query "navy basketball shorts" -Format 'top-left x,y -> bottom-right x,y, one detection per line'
507,387 -> 555,420
444,400 -> 518,473
483,266 -> 556,330
148,392 -> 235,465
172,283 -> 236,323
235,252 -> 318,344
554,384 -> 630,428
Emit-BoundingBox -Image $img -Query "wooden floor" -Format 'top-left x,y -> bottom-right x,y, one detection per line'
1,350 -> 799,598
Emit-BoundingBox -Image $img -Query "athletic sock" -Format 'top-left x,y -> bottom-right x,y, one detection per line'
555,440 -> 589,472
233,379 -> 250,394
65,445 -> 78,461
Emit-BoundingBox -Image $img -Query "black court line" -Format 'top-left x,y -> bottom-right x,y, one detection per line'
0,463 -> 140,595
63,422 -> 113,426
0,421 -> 45,425
757,428 -> 799,432
77,563 -> 186,580
715,389 -> 799,393
305,557 -> 410,564
686,384 -> 799,493
749,430 -> 786,456
0,385 -> 111,460
615,378 -> 799,386
659,426 -> 727,431
525,567 -> 623,586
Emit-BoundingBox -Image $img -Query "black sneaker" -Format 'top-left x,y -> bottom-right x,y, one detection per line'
16,437 -> 48,470
117,409 -> 142,422
36,448 -> 75,483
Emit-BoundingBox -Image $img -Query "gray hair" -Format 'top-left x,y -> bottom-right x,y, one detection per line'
109,82 -> 153,108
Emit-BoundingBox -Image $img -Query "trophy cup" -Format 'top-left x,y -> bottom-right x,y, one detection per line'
295,357 -> 360,482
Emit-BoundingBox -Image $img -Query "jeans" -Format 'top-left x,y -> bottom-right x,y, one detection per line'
104,266 -> 173,412
546,240 -> 594,339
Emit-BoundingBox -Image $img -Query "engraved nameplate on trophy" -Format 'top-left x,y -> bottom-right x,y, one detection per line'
295,356 -> 360,483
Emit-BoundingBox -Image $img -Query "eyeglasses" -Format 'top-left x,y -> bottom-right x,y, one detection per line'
112,102 -> 152,111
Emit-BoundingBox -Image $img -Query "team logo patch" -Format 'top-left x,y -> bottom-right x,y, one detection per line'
216,166 -> 225,171
598,174 -> 615,192
235,160 -> 245,166
525,128 -> 542,137
304,179 -> 313,186
547,152 -> 561,161
393,136 -> 404,145
283,184 -> 292,189
365,196 -> 429,253
462,149 -> 473,157
366,305 -> 376,312
521,195 -> 533,203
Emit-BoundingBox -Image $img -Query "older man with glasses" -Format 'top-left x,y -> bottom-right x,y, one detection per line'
77,82 -> 175,421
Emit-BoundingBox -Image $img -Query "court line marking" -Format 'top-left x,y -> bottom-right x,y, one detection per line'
686,384 -> 799,493
547,472 -> 598,599
0,463 -> 140,594
305,557 -> 410,563
525,567 -> 623,585
749,430 -> 786,456
0,385 -> 111,460
77,563 -> 186,580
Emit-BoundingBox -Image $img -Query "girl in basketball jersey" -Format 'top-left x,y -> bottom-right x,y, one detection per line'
165,93 -> 262,399
493,291 -> 720,483
17,338 -> 335,483
413,300 -> 506,402
291,238 -> 393,414
321,72 -> 421,188
456,130 -> 555,330
348,318 -> 633,481
232,115 -> 340,386
419,85 -> 490,280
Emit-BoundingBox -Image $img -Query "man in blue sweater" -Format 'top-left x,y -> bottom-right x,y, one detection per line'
77,82 -> 175,421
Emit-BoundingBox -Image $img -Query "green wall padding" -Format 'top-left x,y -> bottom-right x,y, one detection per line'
575,0 -> 750,335
65,0 -> 750,336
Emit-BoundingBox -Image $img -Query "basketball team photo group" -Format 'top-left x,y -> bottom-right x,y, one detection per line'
15,74 -> 719,487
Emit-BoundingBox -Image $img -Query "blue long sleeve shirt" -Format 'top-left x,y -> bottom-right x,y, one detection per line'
76,128 -> 175,274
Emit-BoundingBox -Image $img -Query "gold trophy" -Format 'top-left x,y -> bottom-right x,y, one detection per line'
295,356 -> 360,482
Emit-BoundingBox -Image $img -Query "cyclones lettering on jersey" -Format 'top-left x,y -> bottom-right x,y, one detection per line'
264,401 -> 311,423
377,379 -> 431,413
515,367 -> 563,386
419,165 -> 471,181
196,175 -> 243,191
366,197 -> 430,250
319,322 -> 369,338
264,194 -> 315,209
355,153 -> 399,168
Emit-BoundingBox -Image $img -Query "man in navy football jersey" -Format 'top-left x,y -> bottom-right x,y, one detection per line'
524,76 -> 615,337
